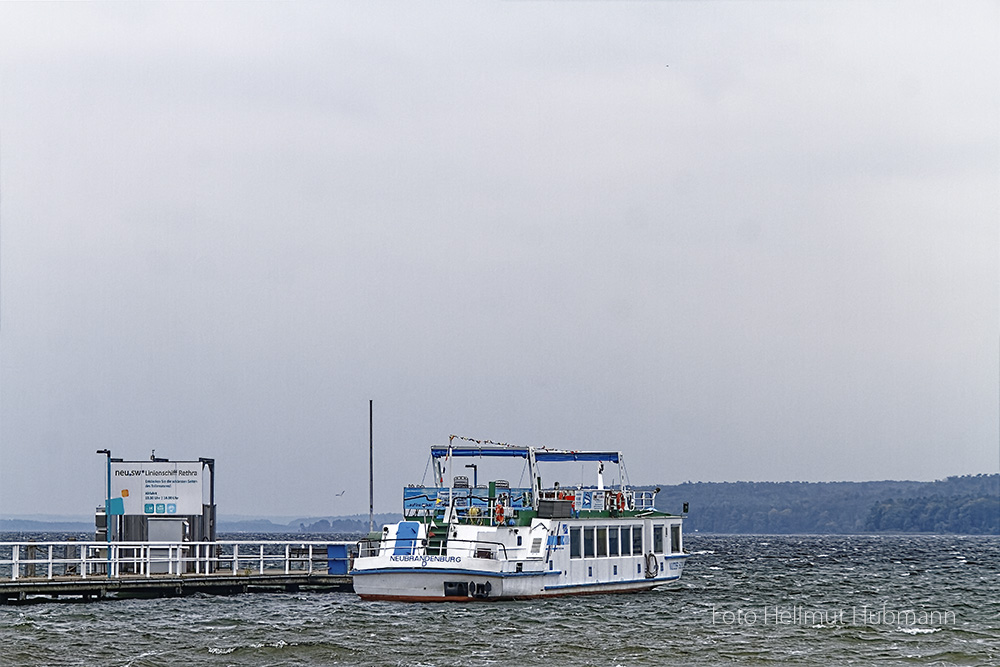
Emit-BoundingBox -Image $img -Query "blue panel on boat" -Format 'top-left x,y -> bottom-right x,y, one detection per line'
403,487 -> 442,510
403,486 -> 534,510
510,490 -> 532,508
393,521 -> 420,555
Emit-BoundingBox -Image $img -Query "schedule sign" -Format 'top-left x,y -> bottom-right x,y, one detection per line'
110,461 -> 205,515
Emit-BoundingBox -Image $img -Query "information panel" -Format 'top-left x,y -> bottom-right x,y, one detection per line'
110,461 -> 205,516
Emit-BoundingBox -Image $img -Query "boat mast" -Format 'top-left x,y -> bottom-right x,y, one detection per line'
528,447 -> 539,510
445,436 -> 455,525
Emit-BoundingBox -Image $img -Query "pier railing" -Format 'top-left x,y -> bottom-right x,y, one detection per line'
0,540 -> 353,582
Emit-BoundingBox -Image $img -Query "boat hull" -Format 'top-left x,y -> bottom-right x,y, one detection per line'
351,554 -> 688,601
353,571 -> 682,601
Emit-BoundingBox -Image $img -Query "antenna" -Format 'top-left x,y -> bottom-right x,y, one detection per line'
1,127 -> 3,336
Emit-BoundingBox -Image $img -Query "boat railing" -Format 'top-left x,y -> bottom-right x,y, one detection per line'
403,485 -> 659,516
436,537 -> 510,561
403,486 -> 533,513
0,540 -> 353,582
536,487 -> 658,512
634,490 -> 657,511
359,536 -> 510,561
357,537 -> 382,558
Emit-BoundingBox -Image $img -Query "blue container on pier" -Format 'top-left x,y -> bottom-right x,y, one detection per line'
327,544 -> 349,575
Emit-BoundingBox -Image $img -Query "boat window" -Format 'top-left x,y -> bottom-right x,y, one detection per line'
671,524 -> 681,553
620,526 -> 631,556
608,527 -> 619,557
596,527 -> 608,557
632,525 -> 643,555
570,527 -> 582,559
584,527 -> 595,558
653,525 -> 664,554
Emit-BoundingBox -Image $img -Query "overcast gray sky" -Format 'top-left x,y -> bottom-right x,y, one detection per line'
0,2 -> 996,519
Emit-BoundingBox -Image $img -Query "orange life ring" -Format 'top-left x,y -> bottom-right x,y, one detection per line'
615,492 -> 624,511
494,501 -> 504,524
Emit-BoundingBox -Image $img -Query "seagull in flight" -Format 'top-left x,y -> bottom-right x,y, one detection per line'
335,490 -> 346,497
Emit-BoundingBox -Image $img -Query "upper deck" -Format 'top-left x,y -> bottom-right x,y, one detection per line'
403,484 -> 661,526
404,437 -> 669,527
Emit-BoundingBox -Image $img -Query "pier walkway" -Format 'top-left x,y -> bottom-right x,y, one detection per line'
0,539 -> 355,604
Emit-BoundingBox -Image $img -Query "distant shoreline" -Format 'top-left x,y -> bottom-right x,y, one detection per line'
4,474 -> 996,535
654,474 -> 999,535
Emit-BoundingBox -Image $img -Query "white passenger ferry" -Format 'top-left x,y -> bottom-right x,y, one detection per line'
351,436 -> 688,601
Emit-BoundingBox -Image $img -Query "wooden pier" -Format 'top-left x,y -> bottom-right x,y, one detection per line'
0,539 -> 356,604
0,571 -> 353,603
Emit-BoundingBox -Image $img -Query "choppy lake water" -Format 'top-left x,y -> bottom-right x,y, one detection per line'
1,533 -> 997,666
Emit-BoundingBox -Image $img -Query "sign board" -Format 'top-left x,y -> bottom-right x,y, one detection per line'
110,461 -> 206,516
106,497 -> 125,515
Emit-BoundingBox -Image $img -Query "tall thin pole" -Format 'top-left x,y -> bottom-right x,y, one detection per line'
368,399 -> 374,533
96,449 -> 112,577
106,453 -> 111,577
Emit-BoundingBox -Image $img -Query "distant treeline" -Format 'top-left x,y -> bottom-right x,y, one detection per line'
0,520 -> 91,532
6,477 -> 996,535
219,513 -> 402,534
653,474 -> 999,535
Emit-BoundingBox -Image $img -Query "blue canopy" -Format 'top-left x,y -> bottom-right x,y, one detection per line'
430,445 -> 620,463
535,451 -> 620,463
431,446 -> 529,459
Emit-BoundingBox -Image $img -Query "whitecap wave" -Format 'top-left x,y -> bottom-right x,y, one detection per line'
897,627 -> 940,635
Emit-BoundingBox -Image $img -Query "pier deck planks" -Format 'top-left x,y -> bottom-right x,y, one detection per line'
0,570 -> 353,604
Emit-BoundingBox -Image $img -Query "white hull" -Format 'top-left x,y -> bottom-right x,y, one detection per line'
353,567 -> 683,602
